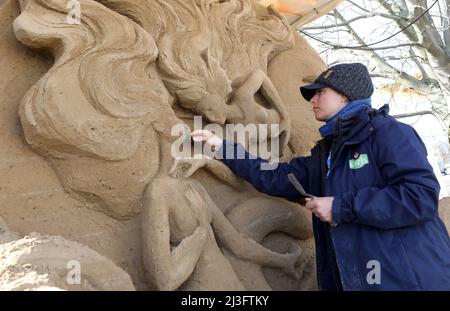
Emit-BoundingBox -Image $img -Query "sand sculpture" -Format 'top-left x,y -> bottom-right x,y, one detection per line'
0,216 -> 135,290
1,0 -> 328,290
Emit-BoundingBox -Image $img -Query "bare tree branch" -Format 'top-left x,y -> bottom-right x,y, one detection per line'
373,0 -> 441,83
374,0 -> 448,92
409,47 -> 430,79
347,0 -> 371,13
391,110 -> 435,118
332,8 -> 437,94
299,0 -> 450,129
299,12 -> 408,30
384,54 -> 427,61
375,0 -> 419,41
369,73 -> 387,78
393,109 -> 447,131
407,0 -> 449,63
298,29 -> 425,51
333,42 -> 425,51
439,0 -> 450,54
411,0 -> 450,95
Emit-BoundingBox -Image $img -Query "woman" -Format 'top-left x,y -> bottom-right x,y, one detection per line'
192,62 -> 450,290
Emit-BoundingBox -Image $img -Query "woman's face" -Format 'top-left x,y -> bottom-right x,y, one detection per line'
309,87 -> 348,122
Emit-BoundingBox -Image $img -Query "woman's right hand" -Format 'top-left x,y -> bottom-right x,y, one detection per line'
191,130 -> 223,150
169,130 -> 224,179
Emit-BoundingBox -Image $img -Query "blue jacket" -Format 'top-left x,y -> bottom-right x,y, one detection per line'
218,105 -> 450,290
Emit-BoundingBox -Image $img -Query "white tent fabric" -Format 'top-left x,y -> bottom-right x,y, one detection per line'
259,0 -> 345,27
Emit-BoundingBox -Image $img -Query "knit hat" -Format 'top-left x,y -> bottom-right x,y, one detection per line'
300,63 -> 374,102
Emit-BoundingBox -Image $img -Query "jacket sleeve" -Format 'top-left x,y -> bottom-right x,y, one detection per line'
217,139 -> 310,199
332,120 -> 440,230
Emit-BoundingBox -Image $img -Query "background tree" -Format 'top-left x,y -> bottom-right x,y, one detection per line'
296,0 -> 450,135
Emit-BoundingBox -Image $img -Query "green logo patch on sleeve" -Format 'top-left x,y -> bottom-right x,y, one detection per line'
349,153 -> 369,169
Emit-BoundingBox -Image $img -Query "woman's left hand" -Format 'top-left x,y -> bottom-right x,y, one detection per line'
305,196 -> 334,224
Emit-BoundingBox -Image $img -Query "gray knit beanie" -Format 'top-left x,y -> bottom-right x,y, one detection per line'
300,63 -> 374,102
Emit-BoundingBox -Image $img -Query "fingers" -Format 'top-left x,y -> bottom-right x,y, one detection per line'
191,135 -> 206,142
304,198 -> 323,220
304,198 -> 315,210
191,129 -> 213,142
191,129 -> 211,136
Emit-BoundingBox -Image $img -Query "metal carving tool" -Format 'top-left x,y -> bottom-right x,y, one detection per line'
287,173 -> 314,198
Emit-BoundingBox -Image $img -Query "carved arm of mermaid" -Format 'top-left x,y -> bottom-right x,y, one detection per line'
193,185 -> 301,279
170,155 -> 248,190
141,178 -> 209,291
171,167 -> 302,279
